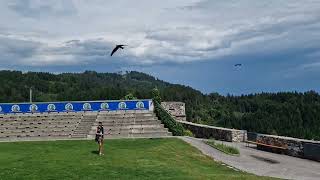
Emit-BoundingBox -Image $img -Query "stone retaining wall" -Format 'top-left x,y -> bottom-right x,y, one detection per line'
160,101 -> 320,161
178,121 -> 247,142
256,134 -> 320,161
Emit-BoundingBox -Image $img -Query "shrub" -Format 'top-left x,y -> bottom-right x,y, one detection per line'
184,129 -> 194,137
152,88 -> 161,104
154,101 -> 184,136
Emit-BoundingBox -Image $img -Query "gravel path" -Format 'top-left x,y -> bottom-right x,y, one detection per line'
179,136 -> 320,180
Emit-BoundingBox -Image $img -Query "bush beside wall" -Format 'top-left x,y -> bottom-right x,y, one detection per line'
154,101 -> 184,136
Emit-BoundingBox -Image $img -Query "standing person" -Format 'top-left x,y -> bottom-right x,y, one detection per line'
95,122 -> 104,156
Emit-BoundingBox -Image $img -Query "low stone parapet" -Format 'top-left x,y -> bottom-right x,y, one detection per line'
256,134 -> 320,161
178,121 -> 247,142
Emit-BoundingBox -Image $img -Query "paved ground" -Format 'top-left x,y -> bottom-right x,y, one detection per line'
179,136 -> 320,180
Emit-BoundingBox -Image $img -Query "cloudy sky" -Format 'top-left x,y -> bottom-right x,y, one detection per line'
0,0 -> 320,94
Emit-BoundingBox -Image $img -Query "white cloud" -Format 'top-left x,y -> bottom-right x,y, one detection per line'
0,0 -> 319,67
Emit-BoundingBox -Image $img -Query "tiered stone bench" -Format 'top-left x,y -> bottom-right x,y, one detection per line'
0,110 -> 172,141
0,112 -> 82,140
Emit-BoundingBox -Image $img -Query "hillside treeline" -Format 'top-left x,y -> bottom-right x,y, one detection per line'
0,70 -> 319,140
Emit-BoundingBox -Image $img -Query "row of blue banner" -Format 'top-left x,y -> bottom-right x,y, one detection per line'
0,100 -> 151,114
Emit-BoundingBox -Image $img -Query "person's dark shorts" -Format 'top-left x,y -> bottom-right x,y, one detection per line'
96,135 -> 104,144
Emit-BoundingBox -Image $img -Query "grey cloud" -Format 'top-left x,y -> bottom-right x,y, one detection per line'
8,0 -> 76,18
142,8 -> 320,62
0,35 -> 114,67
0,36 -> 41,65
0,0 -> 319,67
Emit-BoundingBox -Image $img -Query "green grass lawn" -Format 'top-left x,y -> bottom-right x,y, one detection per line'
0,138 -> 275,180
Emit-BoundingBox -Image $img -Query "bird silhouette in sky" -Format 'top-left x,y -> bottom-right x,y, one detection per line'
110,45 -> 127,56
234,64 -> 242,67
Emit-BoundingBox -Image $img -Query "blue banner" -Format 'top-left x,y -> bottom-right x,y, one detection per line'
0,100 -> 152,114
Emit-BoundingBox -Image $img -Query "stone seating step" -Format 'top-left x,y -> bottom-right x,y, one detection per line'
75,124 -> 93,127
94,120 -> 161,124
1,117 -> 82,121
0,118 -> 82,122
96,117 -> 157,121
0,115 -> 73,119
89,128 -> 169,134
88,132 -> 171,138
93,119 -> 158,124
72,130 -> 87,133
89,127 -> 165,133
98,110 -> 150,114
0,132 -> 74,138
90,124 -> 164,130
99,127 -> 167,132
0,121 -> 81,126
93,119 -> 160,123
0,129 -> 73,136
78,120 -> 94,122
75,125 -> 92,128
0,127 -> 76,134
92,122 -> 162,127
0,135 -> 71,141
79,117 -> 94,119
0,124 -> 78,130
0,114 -> 83,118
97,114 -> 155,117
96,118 -> 157,122
97,113 -> 154,116
71,134 -> 87,138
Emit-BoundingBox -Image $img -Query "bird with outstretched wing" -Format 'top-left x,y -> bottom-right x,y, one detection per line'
110,45 -> 127,56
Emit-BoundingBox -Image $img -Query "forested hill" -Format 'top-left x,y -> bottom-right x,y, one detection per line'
0,70 -> 319,140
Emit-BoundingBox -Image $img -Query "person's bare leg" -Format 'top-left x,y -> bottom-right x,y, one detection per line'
101,139 -> 104,155
99,141 -> 102,155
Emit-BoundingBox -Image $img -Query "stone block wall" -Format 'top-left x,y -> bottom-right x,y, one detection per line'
161,102 -> 186,121
256,134 -> 320,161
178,121 -> 247,142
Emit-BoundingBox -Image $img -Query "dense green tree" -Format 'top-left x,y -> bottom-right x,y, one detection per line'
152,87 -> 161,104
123,93 -> 137,100
0,70 -> 319,140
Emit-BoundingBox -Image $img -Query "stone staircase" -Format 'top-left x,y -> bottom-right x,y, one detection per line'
72,112 -> 98,138
88,110 -> 172,138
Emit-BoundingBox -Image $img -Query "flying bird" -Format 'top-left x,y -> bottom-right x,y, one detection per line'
234,64 -> 242,67
110,45 -> 127,56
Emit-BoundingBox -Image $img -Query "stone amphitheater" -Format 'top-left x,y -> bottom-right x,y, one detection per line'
0,100 -> 172,141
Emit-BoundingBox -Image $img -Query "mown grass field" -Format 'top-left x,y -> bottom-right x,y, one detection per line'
0,138 -> 275,180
